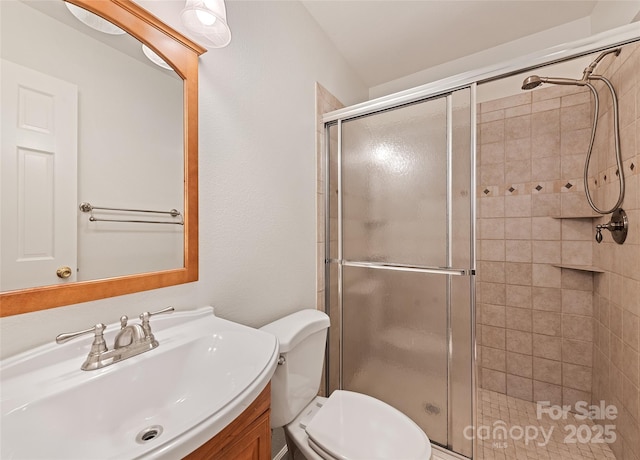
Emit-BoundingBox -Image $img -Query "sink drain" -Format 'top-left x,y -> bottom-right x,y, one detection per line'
136,425 -> 163,444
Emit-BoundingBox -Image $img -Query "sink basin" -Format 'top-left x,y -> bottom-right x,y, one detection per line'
0,307 -> 279,459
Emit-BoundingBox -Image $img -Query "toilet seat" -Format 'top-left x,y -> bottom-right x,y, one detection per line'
304,390 -> 432,460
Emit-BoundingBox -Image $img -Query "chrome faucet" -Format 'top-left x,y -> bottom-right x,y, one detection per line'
114,315 -> 146,348
56,307 -> 174,371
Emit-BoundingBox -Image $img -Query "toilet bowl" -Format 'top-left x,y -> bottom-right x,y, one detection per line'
261,309 -> 432,460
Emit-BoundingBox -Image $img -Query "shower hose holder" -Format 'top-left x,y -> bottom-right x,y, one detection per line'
595,208 -> 627,244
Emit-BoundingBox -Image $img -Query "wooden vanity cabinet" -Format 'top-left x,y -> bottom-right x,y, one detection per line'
184,383 -> 271,460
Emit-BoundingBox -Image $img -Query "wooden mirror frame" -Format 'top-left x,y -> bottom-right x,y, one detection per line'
0,0 -> 206,317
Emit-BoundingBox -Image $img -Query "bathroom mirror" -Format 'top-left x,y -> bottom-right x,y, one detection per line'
0,0 -> 206,316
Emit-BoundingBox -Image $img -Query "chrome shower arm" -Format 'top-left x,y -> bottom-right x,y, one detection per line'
582,48 -> 621,79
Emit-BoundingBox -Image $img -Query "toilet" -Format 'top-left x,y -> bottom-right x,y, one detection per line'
261,309 -> 432,460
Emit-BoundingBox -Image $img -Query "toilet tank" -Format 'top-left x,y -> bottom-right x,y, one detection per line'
260,309 -> 330,428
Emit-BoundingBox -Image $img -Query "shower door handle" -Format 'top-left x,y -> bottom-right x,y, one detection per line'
340,261 -> 472,276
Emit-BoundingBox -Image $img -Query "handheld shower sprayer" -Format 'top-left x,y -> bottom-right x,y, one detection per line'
520,48 -> 622,91
521,48 -> 627,244
521,75 -> 588,90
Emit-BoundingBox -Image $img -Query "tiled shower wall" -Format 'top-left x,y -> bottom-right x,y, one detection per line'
590,43 -> 640,460
478,43 -> 640,460
315,83 -> 343,394
477,81 -> 599,407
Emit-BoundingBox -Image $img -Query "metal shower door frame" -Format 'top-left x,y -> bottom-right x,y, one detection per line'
323,84 -> 477,457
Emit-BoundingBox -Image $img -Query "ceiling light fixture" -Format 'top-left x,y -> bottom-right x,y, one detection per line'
181,0 -> 231,48
141,44 -> 173,70
64,2 -> 126,35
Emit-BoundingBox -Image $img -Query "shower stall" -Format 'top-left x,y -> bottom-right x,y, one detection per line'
323,86 -> 476,458
320,27 -> 639,459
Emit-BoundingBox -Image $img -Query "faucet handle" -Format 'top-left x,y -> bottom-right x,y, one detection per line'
120,315 -> 129,329
595,208 -> 628,245
140,306 -> 175,323
56,323 -> 108,356
139,307 -> 175,339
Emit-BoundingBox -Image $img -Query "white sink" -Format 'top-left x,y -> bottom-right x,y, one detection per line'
0,307 -> 279,459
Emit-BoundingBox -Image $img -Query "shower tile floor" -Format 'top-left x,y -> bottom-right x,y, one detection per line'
478,389 -> 616,460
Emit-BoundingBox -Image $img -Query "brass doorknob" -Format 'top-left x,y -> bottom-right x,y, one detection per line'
56,266 -> 72,279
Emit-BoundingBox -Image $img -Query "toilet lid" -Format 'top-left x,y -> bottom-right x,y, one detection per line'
305,390 -> 432,460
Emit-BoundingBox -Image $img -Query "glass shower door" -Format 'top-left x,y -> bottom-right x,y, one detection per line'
326,87 -> 474,457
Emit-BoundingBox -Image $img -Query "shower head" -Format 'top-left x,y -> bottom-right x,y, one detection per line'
521,75 -> 587,90
522,75 -> 543,90
522,48 -> 621,91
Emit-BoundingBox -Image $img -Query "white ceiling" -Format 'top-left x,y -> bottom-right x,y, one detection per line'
301,1 -> 601,88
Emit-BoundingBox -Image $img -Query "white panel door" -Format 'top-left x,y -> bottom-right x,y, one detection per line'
1,60 -> 78,291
